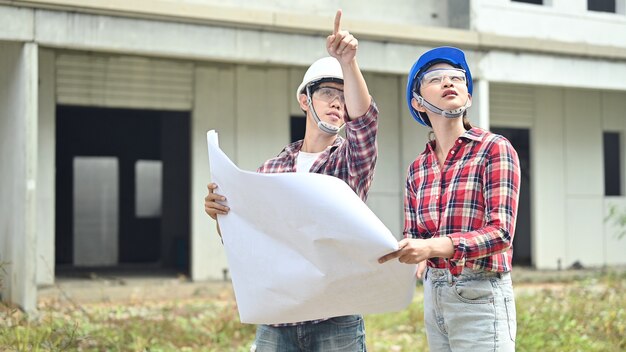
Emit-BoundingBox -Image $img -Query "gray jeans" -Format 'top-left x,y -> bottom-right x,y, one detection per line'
423,267 -> 517,352
252,315 -> 366,352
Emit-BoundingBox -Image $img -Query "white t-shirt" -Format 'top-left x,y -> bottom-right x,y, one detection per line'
296,151 -> 323,173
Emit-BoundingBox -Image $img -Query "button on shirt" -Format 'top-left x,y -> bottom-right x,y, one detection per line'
404,127 -> 521,276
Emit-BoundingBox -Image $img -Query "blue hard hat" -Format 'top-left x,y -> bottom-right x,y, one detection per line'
406,46 -> 473,126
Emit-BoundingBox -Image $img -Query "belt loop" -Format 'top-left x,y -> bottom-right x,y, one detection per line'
446,270 -> 453,285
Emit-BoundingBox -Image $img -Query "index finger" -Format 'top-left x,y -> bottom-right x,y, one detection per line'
333,9 -> 342,34
378,250 -> 401,264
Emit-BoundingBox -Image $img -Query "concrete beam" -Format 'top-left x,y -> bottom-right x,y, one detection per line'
4,1 -> 626,60
480,51 -> 626,92
26,8 -> 626,92
0,5 -> 34,41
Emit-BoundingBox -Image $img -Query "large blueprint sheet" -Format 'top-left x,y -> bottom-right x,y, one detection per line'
207,130 -> 416,324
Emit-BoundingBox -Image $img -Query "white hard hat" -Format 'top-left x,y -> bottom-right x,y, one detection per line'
295,57 -> 343,102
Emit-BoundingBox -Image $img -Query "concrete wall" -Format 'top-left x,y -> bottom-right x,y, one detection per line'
191,64 -> 236,280
364,73 -> 404,237
0,42 -> 38,311
492,82 -> 626,269
602,92 -> 626,265
564,89 -> 605,267
533,86 -> 567,269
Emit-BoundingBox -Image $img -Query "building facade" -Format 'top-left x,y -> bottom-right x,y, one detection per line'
1,0 -> 625,311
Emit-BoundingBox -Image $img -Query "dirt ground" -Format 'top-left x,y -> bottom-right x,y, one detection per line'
37,265 -> 624,306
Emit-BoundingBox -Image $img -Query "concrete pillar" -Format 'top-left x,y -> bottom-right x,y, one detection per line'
0,42 -> 38,312
190,65 -> 235,281
469,79 -> 490,130
37,48 -> 55,285
532,87 -> 567,269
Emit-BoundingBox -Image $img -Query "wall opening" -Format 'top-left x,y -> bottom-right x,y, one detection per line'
588,0 -> 616,13
55,106 -> 190,276
604,131 -> 622,196
491,127 -> 533,266
290,115 -> 306,143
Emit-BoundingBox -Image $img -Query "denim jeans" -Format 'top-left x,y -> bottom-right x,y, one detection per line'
423,267 -> 517,352
251,315 -> 366,352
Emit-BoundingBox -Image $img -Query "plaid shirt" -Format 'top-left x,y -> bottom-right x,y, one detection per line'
259,101 -> 378,326
404,127 -> 520,276
258,101 -> 378,202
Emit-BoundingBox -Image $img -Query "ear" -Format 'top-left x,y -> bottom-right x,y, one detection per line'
298,93 -> 309,111
466,94 -> 473,108
411,97 -> 426,113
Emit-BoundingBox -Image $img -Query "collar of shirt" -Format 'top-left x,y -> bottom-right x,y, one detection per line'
283,137 -> 344,155
425,127 -> 486,155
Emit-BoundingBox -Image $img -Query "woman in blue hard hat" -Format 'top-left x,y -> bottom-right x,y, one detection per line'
379,47 -> 520,351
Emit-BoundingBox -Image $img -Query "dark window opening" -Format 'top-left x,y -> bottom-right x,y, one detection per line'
492,128 -> 532,266
290,116 -> 306,143
512,0 -> 543,5
604,132 -> 622,196
56,106 -> 191,274
588,0 -> 616,12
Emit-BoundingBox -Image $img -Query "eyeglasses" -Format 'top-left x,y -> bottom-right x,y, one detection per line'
313,86 -> 345,104
419,68 -> 467,87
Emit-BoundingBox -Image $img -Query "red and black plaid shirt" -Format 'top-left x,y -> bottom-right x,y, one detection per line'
257,101 -> 379,202
404,127 -> 520,276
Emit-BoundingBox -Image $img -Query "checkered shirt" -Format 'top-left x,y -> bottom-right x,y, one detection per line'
404,127 -> 521,276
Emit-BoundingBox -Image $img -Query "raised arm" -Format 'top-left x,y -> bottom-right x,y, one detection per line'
326,9 -> 371,119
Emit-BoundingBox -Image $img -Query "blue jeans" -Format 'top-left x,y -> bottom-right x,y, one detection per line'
423,267 -> 517,352
252,315 -> 366,352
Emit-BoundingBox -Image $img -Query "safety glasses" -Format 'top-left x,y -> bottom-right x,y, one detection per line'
419,68 -> 467,87
313,86 -> 345,104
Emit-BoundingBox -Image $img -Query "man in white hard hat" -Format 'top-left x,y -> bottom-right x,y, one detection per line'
205,9 -> 378,352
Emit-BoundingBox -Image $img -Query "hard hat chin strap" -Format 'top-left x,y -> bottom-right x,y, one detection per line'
412,92 -> 471,119
306,85 -> 344,135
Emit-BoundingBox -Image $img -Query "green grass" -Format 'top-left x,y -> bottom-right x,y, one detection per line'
514,271 -> 625,352
0,271 -> 624,352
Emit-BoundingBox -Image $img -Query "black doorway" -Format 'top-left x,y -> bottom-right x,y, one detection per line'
55,106 -> 190,274
491,127 -> 532,267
